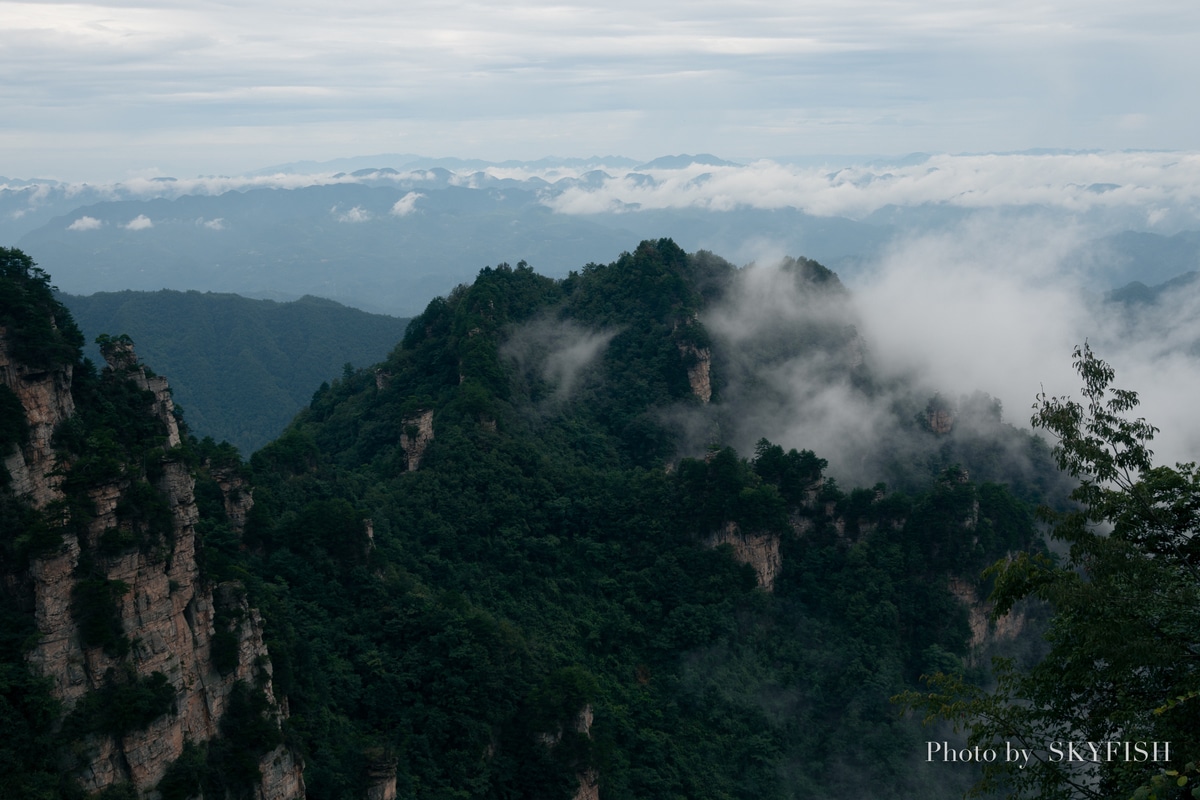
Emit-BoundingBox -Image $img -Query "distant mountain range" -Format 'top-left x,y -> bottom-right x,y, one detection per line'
60,289 -> 409,455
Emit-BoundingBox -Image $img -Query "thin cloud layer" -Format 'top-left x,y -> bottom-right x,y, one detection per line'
502,317 -> 619,404
5,152 -> 1200,235
544,152 -> 1200,228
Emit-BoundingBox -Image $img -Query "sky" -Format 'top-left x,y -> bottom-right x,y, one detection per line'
3,0 -> 1199,181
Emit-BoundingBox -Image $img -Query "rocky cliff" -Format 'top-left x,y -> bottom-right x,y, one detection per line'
705,522 -> 781,591
1,326 -> 305,799
0,325 -> 75,507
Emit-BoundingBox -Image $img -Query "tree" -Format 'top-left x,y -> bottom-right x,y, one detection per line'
901,344 -> 1200,799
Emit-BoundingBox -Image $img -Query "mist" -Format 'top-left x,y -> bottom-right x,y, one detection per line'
669,211 -> 1200,489
852,217 -> 1200,470
501,316 -> 620,406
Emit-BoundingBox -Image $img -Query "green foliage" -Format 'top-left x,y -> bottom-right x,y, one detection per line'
71,577 -> 131,657
54,357 -> 171,493
202,682 -> 282,799
0,589 -> 63,799
154,683 -> 282,800
901,344 -> 1200,799
0,247 -> 83,368
61,667 -> 175,740
156,741 -> 207,800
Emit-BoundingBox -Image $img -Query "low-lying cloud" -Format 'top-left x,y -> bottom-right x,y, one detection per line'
851,218 -> 1200,472
332,205 -> 371,223
543,153 -> 1200,230
67,215 -> 102,231
503,317 -> 619,404
666,213 -> 1200,486
7,152 -> 1200,236
123,214 -> 153,230
390,192 -> 423,217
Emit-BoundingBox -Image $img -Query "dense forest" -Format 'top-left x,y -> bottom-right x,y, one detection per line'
7,240 -> 1190,800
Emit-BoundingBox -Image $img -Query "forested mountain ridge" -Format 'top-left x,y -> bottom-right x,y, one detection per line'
230,239 -> 1049,798
3,240 -> 1053,799
59,289 -> 410,455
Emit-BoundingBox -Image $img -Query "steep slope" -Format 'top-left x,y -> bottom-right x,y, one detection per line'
0,248 -> 304,800
228,240 -> 1047,799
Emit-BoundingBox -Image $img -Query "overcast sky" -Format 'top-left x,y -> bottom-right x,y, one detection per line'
3,0 -> 1198,181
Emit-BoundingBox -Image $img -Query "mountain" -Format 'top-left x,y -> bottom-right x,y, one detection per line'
634,154 -> 742,169
3,240 -> 1057,799
60,290 -> 411,456
228,239 -> 1053,798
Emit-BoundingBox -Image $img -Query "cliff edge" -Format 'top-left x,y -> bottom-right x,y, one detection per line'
0,248 -> 305,800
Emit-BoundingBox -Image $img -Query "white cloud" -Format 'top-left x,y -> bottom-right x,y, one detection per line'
852,218 -> 1200,468
332,205 -> 371,223
123,214 -> 153,230
390,191 -> 423,216
683,216 -> 1200,483
67,215 -> 103,231
200,217 -> 225,230
544,152 -> 1200,226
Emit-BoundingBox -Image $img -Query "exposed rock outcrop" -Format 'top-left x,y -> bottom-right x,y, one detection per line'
705,522 -> 781,591
100,336 -> 182,448
0,326 -> 75,507
572,704 -> 599,800
4,331 -> 305,799
212,466 -> 254,532
949,577 -> 1027,656
400,409 -> 435,471
365,754 -> 398,800
677,343 -> 712,404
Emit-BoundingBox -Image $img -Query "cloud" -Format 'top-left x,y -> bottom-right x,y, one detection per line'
390,191 -> 423,217
502,317 -> 619,403
850,217 -> 1200,470
660,211 -> 1200,487
332,205 -> 371,223
543,153 -> 1200,229
123,214 -> 153,230
200,217 -> 225,230
67,215 -> 103,231
693,258 -> 891,482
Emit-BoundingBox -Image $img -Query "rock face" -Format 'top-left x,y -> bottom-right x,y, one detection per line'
677,343 -> 712,404
211,466 -> 254,532
572,705 -> 599,800
3,333 -> 305,799
365,755 -> 398,800
400,409 -> 435,471
0,326 -> 75,507
948,577 -> 1027,656
705,522 -> 781,591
